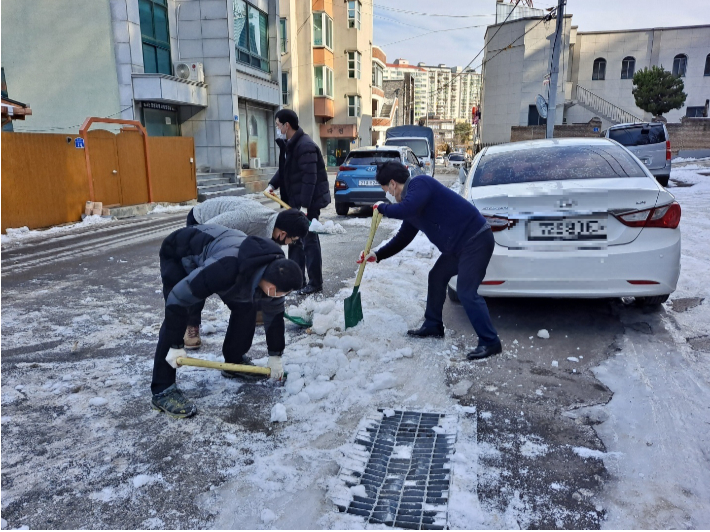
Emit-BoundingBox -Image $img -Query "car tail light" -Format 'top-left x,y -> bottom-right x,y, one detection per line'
484,215 -> 517,232
339,165 -> 355,172
335,180 -> 348,191
481,280 -> 505,285
614,202 -> 681,229
666,140 -> 671,161
627,280 -> 660,285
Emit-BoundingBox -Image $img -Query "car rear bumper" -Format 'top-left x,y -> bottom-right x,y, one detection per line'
649,162 -> 671,177
335,189 -> 386,206
448,229 -> 680,298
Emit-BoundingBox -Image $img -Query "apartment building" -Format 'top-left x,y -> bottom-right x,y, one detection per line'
3,0 -> 283,177
279,0 -> 373,166
480,1 -> 710,143
384,59 -> 429,122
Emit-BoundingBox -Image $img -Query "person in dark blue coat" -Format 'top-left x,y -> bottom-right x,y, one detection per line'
359,161 -> 501,360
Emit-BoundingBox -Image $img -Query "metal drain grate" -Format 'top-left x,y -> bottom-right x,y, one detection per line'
334,409 -> 457,530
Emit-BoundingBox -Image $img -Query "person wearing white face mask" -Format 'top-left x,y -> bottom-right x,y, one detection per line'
266,109 -> 331,295
150,225 -> 303,418
358,161 -> 502,361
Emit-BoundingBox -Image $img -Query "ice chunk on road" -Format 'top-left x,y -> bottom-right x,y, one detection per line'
132,474 -> 157,488
284,377 -> 304,395
350,484 -> 368,498
89,397 -> 108,407
368,372 -> 397,392
567,357 -> 579,362
537,329 -> 550,339
270,403 -> 288,423
310,219 -> 346,234
551,360 -> 559,367
303,381 -> 336,401
261,509 -> 277,523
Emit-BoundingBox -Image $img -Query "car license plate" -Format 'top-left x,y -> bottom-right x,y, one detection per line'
358,180 -> 379,186
527,217 -> 607,241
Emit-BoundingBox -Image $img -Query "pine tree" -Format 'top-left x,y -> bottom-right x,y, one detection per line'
632,66 -> 687,118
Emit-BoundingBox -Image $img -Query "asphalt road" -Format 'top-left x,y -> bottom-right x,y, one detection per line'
0,171 -> 684,529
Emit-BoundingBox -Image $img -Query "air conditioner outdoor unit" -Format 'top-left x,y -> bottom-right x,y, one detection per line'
173,62 -> 204,83
249,157 -> 261,169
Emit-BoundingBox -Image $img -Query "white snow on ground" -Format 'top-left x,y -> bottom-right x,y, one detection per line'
1,215 -> 113,245
580,162 -> 710,529
149,204 -> 194,214
309,219 -> 346,234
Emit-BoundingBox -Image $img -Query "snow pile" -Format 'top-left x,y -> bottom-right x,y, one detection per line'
150,204 -> 194,214
537,329 -> 550,339
309,219 -> 346,234
1,215 -> 113,245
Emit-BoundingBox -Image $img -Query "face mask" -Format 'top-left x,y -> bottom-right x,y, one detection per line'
385,191 -> 397,204
275,128 -> 286,140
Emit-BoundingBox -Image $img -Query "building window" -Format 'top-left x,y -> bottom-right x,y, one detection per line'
139,0 -> 172,75
348,51 -> 361,79
313,12 -> 333,49
280,18 -> 287,54
705,54 -> 710,76
234,0 -> 269,72
672,54 -> 688,77
282,72 -> 289,105
621,56 -> 635,79
314,65 -> 334,98
686,106 -> 705,117
592,58 -> 606,80
348,1 -> 361,30
348,95 -> 361,117
372,63 -> 383,88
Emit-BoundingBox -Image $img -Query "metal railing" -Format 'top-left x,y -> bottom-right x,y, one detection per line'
575,85 -> 643,125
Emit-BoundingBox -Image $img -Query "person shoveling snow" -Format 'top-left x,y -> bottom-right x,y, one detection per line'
151,225 -> 303,418
358,161 -> 502,360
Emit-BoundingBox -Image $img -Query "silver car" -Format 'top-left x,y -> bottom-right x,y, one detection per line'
605,122 -> 671,187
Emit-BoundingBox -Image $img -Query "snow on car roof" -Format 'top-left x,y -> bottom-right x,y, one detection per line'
486,137 -> 617,154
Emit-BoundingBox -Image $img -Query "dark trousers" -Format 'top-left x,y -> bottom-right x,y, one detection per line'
288,208 -> 322,288
422,228 -> 499,347
151,258 -> 258,395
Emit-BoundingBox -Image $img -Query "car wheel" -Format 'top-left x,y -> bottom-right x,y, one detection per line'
635,294 -> 670,307
655,175 -> 670,187
335,203 -> 350,216
448,285 -> 460,304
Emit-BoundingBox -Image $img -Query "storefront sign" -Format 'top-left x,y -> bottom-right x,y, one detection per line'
319,123 -> 357,139
142,101 -> 177,113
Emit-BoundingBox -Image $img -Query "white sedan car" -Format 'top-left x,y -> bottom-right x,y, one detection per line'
448,138 -> 681,306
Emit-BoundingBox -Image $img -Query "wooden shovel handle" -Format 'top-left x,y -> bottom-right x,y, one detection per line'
176,356 -> 271,375
354,211 -> 383,287
263,191 -> 291,210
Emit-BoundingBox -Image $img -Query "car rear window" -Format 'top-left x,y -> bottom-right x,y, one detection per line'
608,124 -> 666,146
345,151 -> 401,166
385,139 -> 429,158
472,145 -> 647,187
448,154 -> 464,161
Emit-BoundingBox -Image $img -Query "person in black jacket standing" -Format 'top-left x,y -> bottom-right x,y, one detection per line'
151,225 -> 303,418
267,109 -> 331,295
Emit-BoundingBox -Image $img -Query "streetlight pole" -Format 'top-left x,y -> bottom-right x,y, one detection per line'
546,0 -> 565,139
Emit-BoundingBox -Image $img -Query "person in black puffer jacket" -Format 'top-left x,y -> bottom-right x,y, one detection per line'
267,109 -> 331,295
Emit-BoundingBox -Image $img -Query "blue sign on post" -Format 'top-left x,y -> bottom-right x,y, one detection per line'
74,137 -> 85,149
593,127 -> 600,133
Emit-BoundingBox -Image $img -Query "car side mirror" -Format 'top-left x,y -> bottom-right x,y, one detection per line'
459,167 -> 467,184
419,161 -> 424,168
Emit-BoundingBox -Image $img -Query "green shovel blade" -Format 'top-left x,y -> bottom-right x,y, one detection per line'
284,313 -> 313,328
344,286 -> 363,329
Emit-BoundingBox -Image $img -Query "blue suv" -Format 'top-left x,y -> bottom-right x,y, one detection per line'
334,146 -> 424,215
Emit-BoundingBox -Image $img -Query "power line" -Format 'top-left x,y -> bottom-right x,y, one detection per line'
381,24 -> 489,48
16,106 -> 135,133
376,5 -> 496,18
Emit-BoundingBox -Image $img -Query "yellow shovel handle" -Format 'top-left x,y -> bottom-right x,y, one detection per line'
264,191 -> 291,210
176,356 -> 271,375
354,210 -> 383,287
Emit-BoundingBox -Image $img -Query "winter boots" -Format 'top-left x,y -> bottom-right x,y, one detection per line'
151,384 -> 197,418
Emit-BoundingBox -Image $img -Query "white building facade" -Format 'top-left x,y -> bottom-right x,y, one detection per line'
480,8 -> 710,144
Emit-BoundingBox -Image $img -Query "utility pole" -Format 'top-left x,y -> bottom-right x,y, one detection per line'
546,0 -> 565,139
